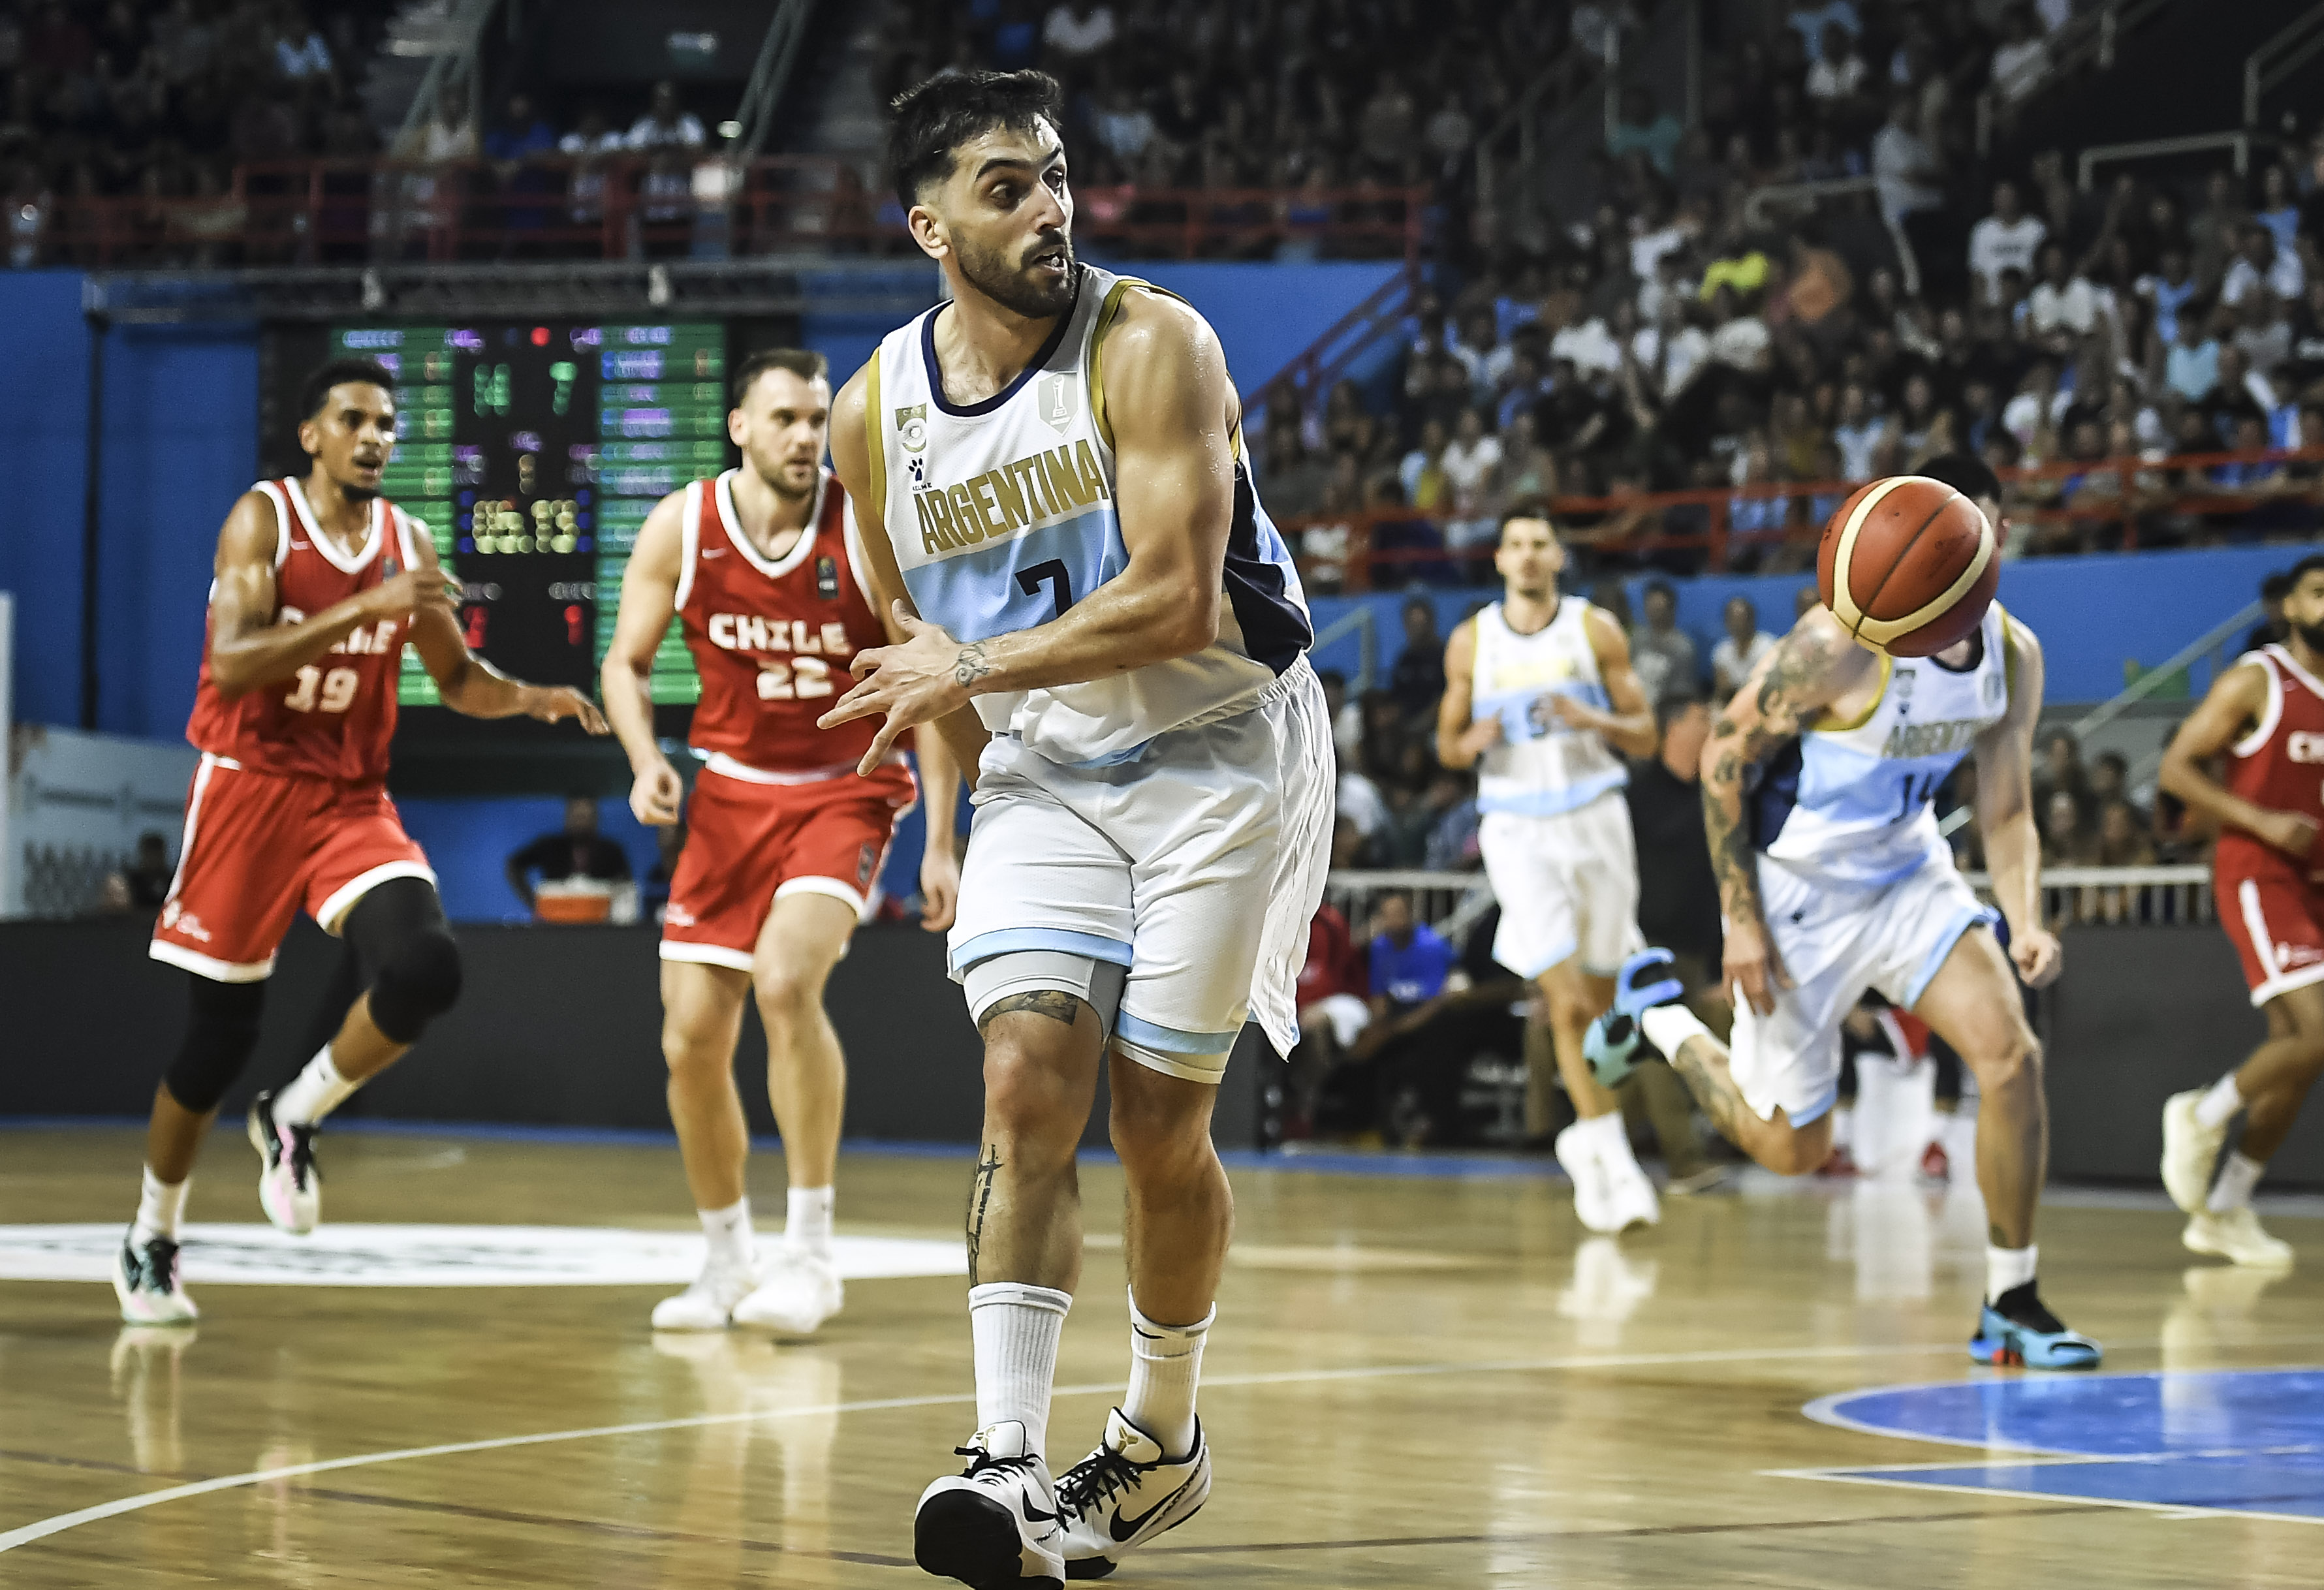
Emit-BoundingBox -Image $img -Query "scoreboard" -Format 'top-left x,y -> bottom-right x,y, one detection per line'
319,320 -> 731,711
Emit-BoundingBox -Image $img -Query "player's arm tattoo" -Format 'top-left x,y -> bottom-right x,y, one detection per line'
967,1145 -> 1003,1285
954,642 -> 993,690
1701,625 -> 1849,918
975,990 -> 1085,1036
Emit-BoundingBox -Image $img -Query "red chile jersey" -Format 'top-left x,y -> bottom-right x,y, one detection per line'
2220,644 -> 2324,881
184,479 -> 422,785
676,468 -> 901,782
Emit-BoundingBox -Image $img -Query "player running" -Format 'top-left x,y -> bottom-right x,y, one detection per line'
823,70 -> 1333,1587
1584,456 -> 2101,1369
118,357 -> 606,1325
2155,553 -> 2324,1267
1437,515 -> 1661,1232
601,347 -> 962,1335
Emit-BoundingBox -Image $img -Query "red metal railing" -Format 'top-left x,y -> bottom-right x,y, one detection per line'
1284,446 -> 2324,591
29,157 -> 1426,269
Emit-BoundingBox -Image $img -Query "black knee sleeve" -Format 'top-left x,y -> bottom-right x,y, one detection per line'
367,929 -> 462,1044
163,975 -> 267,1114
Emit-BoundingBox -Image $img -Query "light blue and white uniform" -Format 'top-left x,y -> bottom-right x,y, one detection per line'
1730,601 -> 2016,1126
865,263 -> 1333,1080
1469,598 -> 1642,978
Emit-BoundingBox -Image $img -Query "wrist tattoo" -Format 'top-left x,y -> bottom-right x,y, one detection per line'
954,643 -> 992,690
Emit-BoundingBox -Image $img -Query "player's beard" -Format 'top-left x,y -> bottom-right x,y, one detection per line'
956,228 -> 1075,319
2293,618 -> 2324,652
339,481 -> 381,503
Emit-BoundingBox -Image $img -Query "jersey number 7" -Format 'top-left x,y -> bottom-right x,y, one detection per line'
1016,559 -> 1075,619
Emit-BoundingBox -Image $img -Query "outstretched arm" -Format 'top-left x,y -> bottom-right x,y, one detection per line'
1699,608 -> 1871,1013
600,491 -> 687,823
1971,617 -> 2060,988
204,490 -> 437,696
821,289 -> 1234,766
1547,608 -> 1657,758
408,536 -> 607,732
915,723 -> 962,932
2161,659 -> 2317,858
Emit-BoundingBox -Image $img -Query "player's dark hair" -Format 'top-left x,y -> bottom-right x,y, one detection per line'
2263,570 -> 2296,600
299,357 -> 396,421
2287,553 -> 2324,589
886,69 -> 1063,212
1916,451 -> 2003,503
730,347 -> 830,407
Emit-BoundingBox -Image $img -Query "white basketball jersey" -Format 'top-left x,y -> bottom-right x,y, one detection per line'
1470,599 -> 1629,817
866,263 -> 1313,766
1756,602 -> 2015,886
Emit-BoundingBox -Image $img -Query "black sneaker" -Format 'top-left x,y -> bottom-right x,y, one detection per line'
247,1091 -> 321,1234
113,1230 -> 197,1324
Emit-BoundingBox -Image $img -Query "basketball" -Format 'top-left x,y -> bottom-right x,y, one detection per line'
1816,475 -> 2000,657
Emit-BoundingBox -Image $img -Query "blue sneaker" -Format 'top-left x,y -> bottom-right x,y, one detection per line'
1968,1284 -> 2102,1370
1582,949 -> 1688,1089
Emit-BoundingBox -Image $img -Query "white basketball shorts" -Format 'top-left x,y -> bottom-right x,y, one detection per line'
948,657 -> 1335,1084
1726,852 -> 1999,1127
1477,793 -> 1642,980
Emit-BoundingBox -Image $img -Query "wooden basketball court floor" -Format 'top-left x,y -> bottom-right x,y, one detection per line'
2,1123 -> 2321,1588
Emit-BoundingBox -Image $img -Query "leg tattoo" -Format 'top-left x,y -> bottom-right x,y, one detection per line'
976,991 -> 1085,1037
1671,1039 -> 1748,1144
967,1145 -> 1003,1285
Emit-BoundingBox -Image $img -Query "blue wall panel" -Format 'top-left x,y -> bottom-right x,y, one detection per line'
0,272 -> 93,726
1126,260 -> 1403,394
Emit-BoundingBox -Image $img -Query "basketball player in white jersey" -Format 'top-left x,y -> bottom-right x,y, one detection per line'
1437,516 -> 1661,1232
1586,456 -> 2099,1369
819,70 -> 1334,1587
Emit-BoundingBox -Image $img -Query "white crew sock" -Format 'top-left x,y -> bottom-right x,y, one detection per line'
1577,1108 -> 1642,1169
132,1166 -> 189,1245
274,1046 -> 358,1127
1829,1104 -> 1856,1153
2193,1072 -> 2244,1130
1985,1243 -> 2038,1303
969,1281 -> 1072,1456
700,1197 -> 755,1274
1123,1289 -> 1212,1459
1640,1003 -> 1713,1065
2207,1150 -> 2265,1213
785,1185 -> 835,1258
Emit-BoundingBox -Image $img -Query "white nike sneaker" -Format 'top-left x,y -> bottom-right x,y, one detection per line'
247,1091 -> 320,1235
732,1247 -> 843,1335
1054,1408 -> 1210,1578
650,1261 -> 757,1332
914,1421 -> 1064,1589
2184,1206 -> 2295,1268
114,1230 -> 198,1325
1602,1153 -> 1662,1232
1554,1123 -> 1618,1233
2161,1089 -> 2230,1213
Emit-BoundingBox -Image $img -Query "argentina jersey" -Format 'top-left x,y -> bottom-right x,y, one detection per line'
1753,602 -> 2015,887
865,262 -> 1312,766
1471,599 -> 1629,817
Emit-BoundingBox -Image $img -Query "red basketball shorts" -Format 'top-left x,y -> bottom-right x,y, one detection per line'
149,753 -> 435,982
659,758 -> 915,972
2216,841 -> 2324,1006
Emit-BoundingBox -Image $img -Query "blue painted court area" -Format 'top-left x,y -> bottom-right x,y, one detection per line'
1792,1369 -> 2324,1522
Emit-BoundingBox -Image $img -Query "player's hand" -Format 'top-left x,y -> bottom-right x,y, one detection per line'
2253,809 -> 2319,859
819,604 -> 975,775
919,836 -> 960,933
365,569 -> 456,623
630,760 -> 683,826
2011,926 -> 2064,989
1545,693 -> 1598,730
1458,715 -> 1504,758
1721,913 -> 1793,1017
524,685 -> 609,735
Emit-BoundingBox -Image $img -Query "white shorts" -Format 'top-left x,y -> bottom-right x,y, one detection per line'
1727,854 -> 1998,1128
1477,794 -> 1642,980
949,658 -> 1334,1084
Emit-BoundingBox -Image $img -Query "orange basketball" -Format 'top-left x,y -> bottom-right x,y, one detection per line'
1815,475 -> 1998,657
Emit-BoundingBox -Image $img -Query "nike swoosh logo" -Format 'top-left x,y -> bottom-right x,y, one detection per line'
1108,1487 -> 1185,1542
1021,1497 -> 1058,1525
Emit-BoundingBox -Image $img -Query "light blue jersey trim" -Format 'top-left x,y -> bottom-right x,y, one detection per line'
1478,768 -> 1629,817
950,927 -> 1135,976
1116,1010 -> 1242,1056
1788,1083 -> 1842,1129
1903,899 -> 2001,1009
899,506 -> 1125,646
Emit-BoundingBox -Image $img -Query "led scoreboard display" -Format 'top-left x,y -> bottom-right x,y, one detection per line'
322,321 -> 729,710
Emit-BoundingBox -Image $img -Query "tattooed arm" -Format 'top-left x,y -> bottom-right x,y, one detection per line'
1699,607 -> 1877,1014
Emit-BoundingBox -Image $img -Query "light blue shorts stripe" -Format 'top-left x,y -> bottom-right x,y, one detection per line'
1902,902 -> 2001,1010
1115,1010 -> 1242,1056
1787,1083 -> 1841,1129
949,927 -> 1135,977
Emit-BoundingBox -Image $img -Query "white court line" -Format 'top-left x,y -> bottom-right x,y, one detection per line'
12,1333 -> 2324,1556
1764,1465 -> 2324,1528
0,1337 -> 2028,1556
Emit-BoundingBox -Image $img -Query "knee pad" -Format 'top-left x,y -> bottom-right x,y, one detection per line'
368,928 -> 463,1044
163,976 -> 267,1114
963,950 -> 1125,1037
